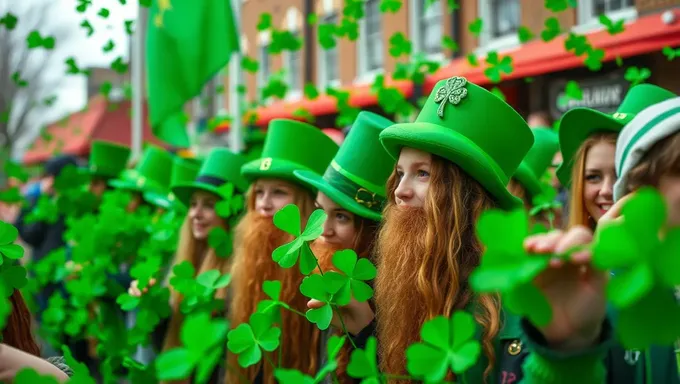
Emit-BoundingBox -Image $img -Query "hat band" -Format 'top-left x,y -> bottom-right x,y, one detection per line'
618,106 -> 680,171
195,175 -> 227,187
322,165 -> 385,213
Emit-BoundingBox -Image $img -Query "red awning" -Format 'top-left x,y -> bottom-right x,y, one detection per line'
425,10 -> 680,92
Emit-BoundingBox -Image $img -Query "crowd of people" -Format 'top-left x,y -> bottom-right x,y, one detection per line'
0,76 -> 679,383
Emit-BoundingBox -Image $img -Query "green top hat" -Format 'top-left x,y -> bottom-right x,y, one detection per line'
513,128 -> 559,198
172,148 -> 249,206
144,157 -> 201,210
109,145 -> 173,195
294,112 -> 396,222
241,119 -> 339,189
379,76 -> 533,210
556,83 -> 677,186
87,140 -> 131,179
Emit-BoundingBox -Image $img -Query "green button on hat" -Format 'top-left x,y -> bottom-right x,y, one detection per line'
379,76 -> 533,210
109,145 -> 173,195
556,83 -> 677,186
294,112 -> 396,221
87,140 -> 131,179
241,119 -> 339,189
513,128 -> 559,198
172,148 -> 249,206
145,157 -> 201,210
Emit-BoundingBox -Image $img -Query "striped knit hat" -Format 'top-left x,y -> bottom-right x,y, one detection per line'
614,97 -> 680,201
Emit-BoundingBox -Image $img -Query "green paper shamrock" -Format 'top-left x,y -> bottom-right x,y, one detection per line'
304,83 -> 319,99
442,36 -> 459,52
208,226 -> 232,258
11,71 -> 28,87
227,312 -> 282,368
564,80 -> 583,100
544,0 -> 577,12
599,14 -> 625,35
624,66 -> 651,86
322,250 -> 376,305
347,336 -> 381,383
124,19 -> 134,35
0,12 -> 18,30
467,53 -> 479,67
540,17 -> 561,42
388,32 -> 411,58
110,56 -> 129,74
299,274 -> 334,330
272,204 -> 326,274
518,26 -> 534,43
662,46 -> 680,60
26,30 -> 55,49
76,0 -> 92,12
256,280 -> 287,324
4,160 -> 28,183
103,39 -> 115,52
14,368 -> 60,384
0,221 -> 24,262
484,52 -> 513,83
564,33 -> 589,56
65,57 -> 83,75
257,12 -> 272,31
318,22 -> 337,49
468,18 -> 483,36
593,188 -> 680,307
98,8 -> 111,18
446,0 -> 459,11
241,56 -> 259,73
584,47 -> 605,71
214,183 -> 244,219
406,311 -> 481,381
380,0 -> 403,13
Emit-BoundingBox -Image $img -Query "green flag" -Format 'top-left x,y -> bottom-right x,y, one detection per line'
146,0 -> 240,147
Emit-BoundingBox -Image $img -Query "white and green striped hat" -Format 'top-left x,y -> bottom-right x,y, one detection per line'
614,97 -> 680,201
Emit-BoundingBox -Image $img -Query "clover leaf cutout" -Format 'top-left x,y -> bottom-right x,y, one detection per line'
0,221 -> 24,263
227,312 -> 282,368
323,250 -> 377,305
406,311 -> 481,381
299,274 -> 333,330
347,336 -> 381,384
272,204 -> 326,275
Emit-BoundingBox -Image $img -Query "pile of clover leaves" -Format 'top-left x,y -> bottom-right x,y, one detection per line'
2,158 -> 679,383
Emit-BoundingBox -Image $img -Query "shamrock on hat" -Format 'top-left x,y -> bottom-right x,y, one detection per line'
145,157 -> 202,211
294,111 -> 396,222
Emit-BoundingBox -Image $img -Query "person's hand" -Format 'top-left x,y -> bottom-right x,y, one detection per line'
128,278 -> 157,297
599,193 -> 634,227
524,226 -> 608,351
308,298 -> 374,335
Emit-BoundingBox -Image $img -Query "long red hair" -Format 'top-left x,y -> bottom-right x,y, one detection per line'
3,290 -> 41,356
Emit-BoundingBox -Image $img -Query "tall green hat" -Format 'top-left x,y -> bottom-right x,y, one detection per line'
241,119 -> 339,189
556,83 -> 677,186
87,140 -> 131,179
144,157 -> 202,210
109,145 -> 173,195
294,112 -> 396,221
513,128 -> 559,198
379,76 -> 533,210
172,148 -> 249,206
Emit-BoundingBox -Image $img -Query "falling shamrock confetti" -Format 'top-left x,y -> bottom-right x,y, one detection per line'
0,221 -> 25,262
272,204 -> 326,275
599,14 -> 625,35
484,52 -> 513,83
406,311 -> 481,381
380,0 -> 403,13
468,17 -> 483,36
544,0 -> 577,12
518,26 -> 534,43
624,66 -> 651,86
662,46 -> 680,60
540,17 -> 561,42
0,12 -> 18,30
26,30 -> 55,49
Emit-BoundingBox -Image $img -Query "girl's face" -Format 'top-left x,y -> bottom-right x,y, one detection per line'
395,147 -> 432,208
316,192 -> 357,250
659,174 -> 680,227
189,190 -> 222,240
253,178 -> 297,218
583,141 -> 616,223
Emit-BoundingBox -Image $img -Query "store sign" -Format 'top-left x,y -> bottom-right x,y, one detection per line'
549,75 -> 630,120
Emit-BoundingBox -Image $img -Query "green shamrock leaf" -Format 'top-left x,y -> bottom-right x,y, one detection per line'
4,160 -> 28,183
11,71 -> 28,87
0,284 -> 9,329
467,53 -> 479,67
564,33 -> 590,56
544,0 -> 577,12
379,0 -> 403,13
227,312 -> 282,368
98,8 -> 110,18
490,86 -> 506,101
65,57 -> 83,75
79,20 -> 94,36
406,311 -> 481,381
292,108 -> 316,123
388,32 -> 411,57
304,83 -> 319,99
599,14 -> 625,35
316,335 -> 347,380
584,47 -> 605,71
155,349 -> 194,382
257,12 -> 272,31
0,221 -> 23,262
102,39 -> 115,53
241,56 -> 259,73
116,293 -> 141,311
272,204 -> 326,274
110,56 -> 129,74
662,46 -> 680,61
62,346 -> 96,383
564,80 -> 583,100
484,52 -> 513,84
274,369 -> 315,384
504,281 -> 553,326
14,368 -> 60,384
593,188 -> 680,307
471,209 -> 549,291
468,17 -> 483,36
299,274 -> 333,330
518,26 -> 534,43
347,336 -> 381,383
323,250 -> 376,305
256,280 -> 286,324
616,284 -> 680,349
441,36 -> 459,52
26,30 -> 55,49
124,19 -> 134,35
624,66 -> 651,86
540,17 -> 561,42
208,226 -> 232,258
196,269 -> 231,290
318,22 -> 338,49
0,12 -> 18,30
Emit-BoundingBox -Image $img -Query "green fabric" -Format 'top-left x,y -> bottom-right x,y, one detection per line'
145,157 -> 201,210
513,128 -> 559,198
618,105 -> 680,173
556,84 -> 677,186
146,0 -> 239,147
379,76 -> 533,210
87,140 -> 131,179
294,112 -> 396,221
241,119 -> 339,189
109,145 -> 173,195
172,148 -> 248,206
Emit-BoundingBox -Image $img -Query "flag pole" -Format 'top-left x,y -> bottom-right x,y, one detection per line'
131,5 -> 145,162
228,0 -> 243,153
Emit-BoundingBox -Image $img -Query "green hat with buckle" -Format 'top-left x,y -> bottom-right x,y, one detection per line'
241,119 -> 339,190
86,140 -> 131,179
144,157 -> 202,210
172,148 -> 249,206
109,145 -> 173,195
513,128 -> 559,198
294,112 -> 396,221
379,76 -> 533,210
556,83 -> 677,186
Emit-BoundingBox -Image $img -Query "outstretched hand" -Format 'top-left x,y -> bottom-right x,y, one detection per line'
308,297 -> 374,336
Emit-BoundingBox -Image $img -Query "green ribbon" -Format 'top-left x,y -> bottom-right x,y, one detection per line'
322,163 -> 386,213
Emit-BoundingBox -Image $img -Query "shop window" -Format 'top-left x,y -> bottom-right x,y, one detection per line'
478,0 -> 520,52
318,12 -> 340,88
284,32 -> 302,94
409,0 -> 443,59
577,0 -> 637,27
257,43 -> 270,91
357,0 -> 383,81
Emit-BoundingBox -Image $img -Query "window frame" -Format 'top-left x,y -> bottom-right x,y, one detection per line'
409,0 -> 445,62
574,0 -> 637,33
356,0 -> 384,83
476,0 -> 521,53
317,12 -> 341,89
